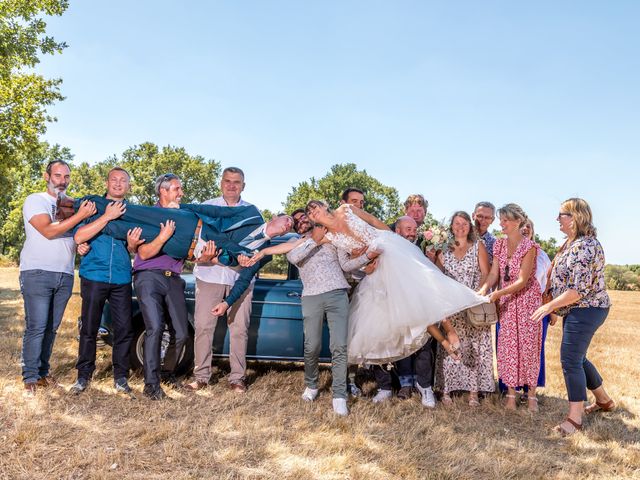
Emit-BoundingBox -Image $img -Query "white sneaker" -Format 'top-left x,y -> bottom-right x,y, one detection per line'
372,389 -> 393,404
301,387 -> 319,402
416,383 -> 436,408
332,398 -> 349,416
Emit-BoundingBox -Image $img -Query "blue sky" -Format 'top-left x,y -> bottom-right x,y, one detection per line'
38,1 -> 638,263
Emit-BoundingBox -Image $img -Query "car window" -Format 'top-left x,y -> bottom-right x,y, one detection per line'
257,254 -> 289,280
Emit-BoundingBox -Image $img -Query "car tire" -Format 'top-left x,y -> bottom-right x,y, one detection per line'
128,320 -> 195,376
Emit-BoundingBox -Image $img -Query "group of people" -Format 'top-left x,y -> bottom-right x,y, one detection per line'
19,160 -> 615,435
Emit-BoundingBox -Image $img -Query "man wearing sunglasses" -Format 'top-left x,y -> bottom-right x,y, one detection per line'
287,208 -> 371,415
130,173 -> 191,400
473,201 -> 497,263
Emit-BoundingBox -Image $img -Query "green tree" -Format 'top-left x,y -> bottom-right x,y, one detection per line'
605,265 -> 640,291
0,142 -> 221,261
113,142 -> 221,204
628,264 -> 640,275
282,163 -> 402,222
535,234 -> 560,260
0,0 -> 68,176
0,142 -> 73,258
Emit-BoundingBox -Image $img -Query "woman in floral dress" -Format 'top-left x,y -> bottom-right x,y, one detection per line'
435,212 -> 494,406
478,204 -> 542,412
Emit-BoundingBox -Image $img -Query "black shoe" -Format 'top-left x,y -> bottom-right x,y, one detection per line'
69,378 -> 90,395
114,377 -> 132,394
143,384 -> 167,401
160,373 -> 181,389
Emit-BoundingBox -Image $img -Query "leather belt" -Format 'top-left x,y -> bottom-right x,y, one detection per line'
187,218 -> 203,261
133,269 -> 180,277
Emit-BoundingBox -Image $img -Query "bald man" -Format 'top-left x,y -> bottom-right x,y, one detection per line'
372,215 -> 437,407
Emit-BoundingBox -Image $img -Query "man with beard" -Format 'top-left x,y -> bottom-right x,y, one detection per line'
371,216 -> 437,408
286,208 -> 372,416
19,160 -> 97,396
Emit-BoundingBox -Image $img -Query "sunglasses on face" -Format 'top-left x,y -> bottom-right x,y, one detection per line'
557,212 -> 573,220
504,265 -> 511,282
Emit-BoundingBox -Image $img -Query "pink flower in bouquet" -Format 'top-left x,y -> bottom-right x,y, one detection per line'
424,230 -> 434,241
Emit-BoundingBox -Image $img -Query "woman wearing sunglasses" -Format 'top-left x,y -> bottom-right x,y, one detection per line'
478,204 -> 542,412
531,198 -> 613,436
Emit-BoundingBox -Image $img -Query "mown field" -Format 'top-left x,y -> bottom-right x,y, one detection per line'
0,267 -> 638,479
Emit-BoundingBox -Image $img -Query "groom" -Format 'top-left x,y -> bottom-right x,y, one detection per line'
58,193 -> 279,265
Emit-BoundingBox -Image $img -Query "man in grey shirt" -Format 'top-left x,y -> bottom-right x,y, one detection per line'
286,208 -> 373,416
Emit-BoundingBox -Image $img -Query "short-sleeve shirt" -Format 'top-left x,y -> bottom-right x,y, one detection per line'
481,231 -> 497,263
550,236 -> 611,316
20,192 -> 76,274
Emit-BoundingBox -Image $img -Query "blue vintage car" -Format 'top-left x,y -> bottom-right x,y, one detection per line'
97,234 -> 332,373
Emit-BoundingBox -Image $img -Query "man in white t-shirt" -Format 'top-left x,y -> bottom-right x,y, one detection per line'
19,160 -> 96,396
185,167 -> 256,393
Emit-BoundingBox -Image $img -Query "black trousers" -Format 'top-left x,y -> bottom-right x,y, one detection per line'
77,278 -> 133,380
133,270 -> 189,386
374,337 -> 436,389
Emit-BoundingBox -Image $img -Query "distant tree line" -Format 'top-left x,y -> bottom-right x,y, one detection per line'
605,265 -> 640,292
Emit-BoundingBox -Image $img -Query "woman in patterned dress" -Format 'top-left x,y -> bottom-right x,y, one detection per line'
478,204 -> 542,412
531,198 -> 613,436
434,212 -> 494,406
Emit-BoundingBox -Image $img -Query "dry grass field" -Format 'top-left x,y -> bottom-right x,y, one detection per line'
0,267 -> 638,479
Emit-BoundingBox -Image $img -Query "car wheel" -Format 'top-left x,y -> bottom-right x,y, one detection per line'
128,322 -> 195,375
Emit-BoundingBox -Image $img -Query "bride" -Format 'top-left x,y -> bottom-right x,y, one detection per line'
248,200 -> 488,364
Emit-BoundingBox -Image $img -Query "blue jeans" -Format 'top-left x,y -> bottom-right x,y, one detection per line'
20,270 -> 74,383
561,306 -> 609,402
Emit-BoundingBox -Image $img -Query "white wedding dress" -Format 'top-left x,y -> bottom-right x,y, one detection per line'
326,206 -> 488,364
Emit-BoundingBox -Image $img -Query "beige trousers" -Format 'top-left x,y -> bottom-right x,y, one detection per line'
193,278 -> 253,383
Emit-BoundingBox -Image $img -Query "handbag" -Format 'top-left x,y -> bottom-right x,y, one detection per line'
466,302 -> 498,327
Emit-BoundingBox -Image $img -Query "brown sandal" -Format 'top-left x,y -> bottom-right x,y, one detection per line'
584,399 -> 616,415
554,417 -> 582,436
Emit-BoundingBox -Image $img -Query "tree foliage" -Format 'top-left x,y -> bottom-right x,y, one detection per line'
0,142 -> 221,260
0,142 -> 73,257
534,234 -> 560,260
0,0 -> 68,176
282,163 -> 402,222
605,265 -> 640,291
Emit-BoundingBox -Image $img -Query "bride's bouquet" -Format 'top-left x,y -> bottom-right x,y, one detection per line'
418,217 -> 452,253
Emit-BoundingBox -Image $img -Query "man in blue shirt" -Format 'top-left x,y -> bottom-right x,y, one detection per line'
69,167 -> 143,395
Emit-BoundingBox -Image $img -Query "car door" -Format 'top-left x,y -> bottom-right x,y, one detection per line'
210,247 -> 331,362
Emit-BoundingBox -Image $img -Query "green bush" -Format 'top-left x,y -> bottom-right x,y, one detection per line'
605,265 -> 640,291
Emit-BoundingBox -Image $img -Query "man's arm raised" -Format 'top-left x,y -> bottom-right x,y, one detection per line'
74,201 -> 126,244
346,205 -> 391,231
137,220 -> 175,260
30,200 -> 96,240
